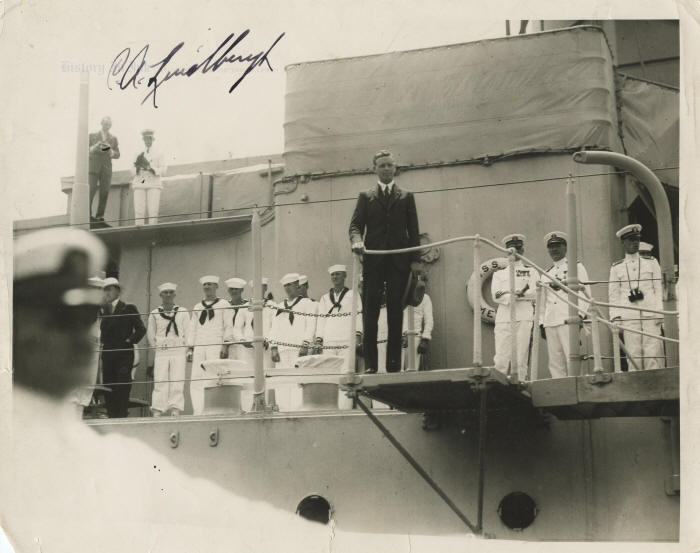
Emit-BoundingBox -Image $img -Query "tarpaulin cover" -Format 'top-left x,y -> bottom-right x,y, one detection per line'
617,75 -> 679,187
211,164 -> 282,215
283,26 -> 620,175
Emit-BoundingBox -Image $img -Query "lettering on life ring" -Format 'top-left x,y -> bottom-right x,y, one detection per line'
466,257 -> 508,325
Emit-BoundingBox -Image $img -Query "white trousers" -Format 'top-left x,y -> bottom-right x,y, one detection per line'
190,344 -> 222,415
151,352 -> 186,412
494,321 -> 533,381
621,319 -> 664,370
133,188 -> 161,225
545,325 -> 571,379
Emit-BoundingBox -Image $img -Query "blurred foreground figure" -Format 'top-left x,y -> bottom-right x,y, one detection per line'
4,228 -> 328,553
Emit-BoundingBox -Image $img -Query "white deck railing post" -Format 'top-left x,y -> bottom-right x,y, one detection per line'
590,307 -> 604,374
508,249 -> 517,381
347,253 -> 361,377
612,323 -> 622,373
472,236 -> 482,367
251,210 -> 266,411
531,283 -> 544,381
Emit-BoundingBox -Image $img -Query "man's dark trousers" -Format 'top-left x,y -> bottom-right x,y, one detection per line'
101,349 -> 133,418
89,166 -> 112,219
362,258 -> 409,372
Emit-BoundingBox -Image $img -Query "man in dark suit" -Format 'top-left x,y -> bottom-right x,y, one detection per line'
349,150 -> 421,373
100,277 -> 146,418
89,116 -> 120,222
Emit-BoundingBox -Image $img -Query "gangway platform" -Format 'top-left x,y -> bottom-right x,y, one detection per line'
341,367 -> 679,420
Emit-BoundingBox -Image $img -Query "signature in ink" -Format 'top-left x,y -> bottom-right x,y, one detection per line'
107,30 -> 285,108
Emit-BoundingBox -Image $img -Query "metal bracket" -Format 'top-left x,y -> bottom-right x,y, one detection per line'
169,431 -> 179,449
588,371 -> 612,386
209,428 -> 219,447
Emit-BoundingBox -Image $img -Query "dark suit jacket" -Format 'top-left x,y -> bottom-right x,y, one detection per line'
88,131 -> 120,174
348,184 -> 420,271
100,300 -> 146,364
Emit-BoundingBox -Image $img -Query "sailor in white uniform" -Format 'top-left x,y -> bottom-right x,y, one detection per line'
186,275 -> 233,415
402,291 -> 434,371
491,234 -> 538,381
539,231 -> 592,378
268,273 -> 317,368
147,282 -> 190,416
132,128 -> 167,225
224,277 -> 254,369
608,224 -> 664,370
314,264 -> 363,367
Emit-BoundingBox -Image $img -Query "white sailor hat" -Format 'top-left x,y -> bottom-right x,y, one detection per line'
280,273 -> 301,285
248,277 -> 270,287
102,277 -> 120,289
616,223 -> 642,240
299,275 -> 308,285
501,233 -> 526,247
88,277 -> 104,288
225,277 -> 247,289
14,228 -> 107,307
158,282 -> 178,292
639,241 -> 654,253
141,128 -> 155,137
328,264 -> 347,274
199,275 -> 220,285
544,231 -> 567,246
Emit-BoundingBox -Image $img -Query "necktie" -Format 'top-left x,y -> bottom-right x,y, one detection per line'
199,298 -> 218,324
328,288 -> 349,314
277,297 -> 302,324
159,306 -> 179,336
230,300 -> 248,326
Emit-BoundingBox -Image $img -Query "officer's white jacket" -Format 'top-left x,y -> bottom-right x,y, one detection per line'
268,296 -> 317,347
402,294 -> 434,339
316,287 -> 363,342
491,261 -> 538,323
147,305 -> 190,349
539,258 -> 592,327
186,298 -> 233,347
132,147 -> 167,190
608,252 -> 662,320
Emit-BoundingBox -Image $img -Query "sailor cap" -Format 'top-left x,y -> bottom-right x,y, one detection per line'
280,273 -> 300,285
102,277 -> 120,289
544,231 -> 567,246
225,277 -> 247,289
502,233 -> 526,247
14,228 -> 107,307
299,275 -> 308,285
158,282 -> 178,292
248,277 -> 270,287
328,264 -> 347,274
639,241 -> 653,253
141,128 -> 155,137
616,224 -> 642,240
88,277 -> 104,288
199,275 -> 220,285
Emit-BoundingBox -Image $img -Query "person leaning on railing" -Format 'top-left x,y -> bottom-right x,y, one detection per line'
608,224 -> 664,370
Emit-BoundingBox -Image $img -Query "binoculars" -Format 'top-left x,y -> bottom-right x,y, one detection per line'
628,288 -> 645,302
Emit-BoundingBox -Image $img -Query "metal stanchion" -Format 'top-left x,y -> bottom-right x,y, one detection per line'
530,284 -> 543,381
250,210 -> 266,411
406,305 -> 416,371
612,324 -> 622,373
590,310 -> 604,373
508,249 -> 517,380
472,236 -> 482,366
347,254 -> 361,377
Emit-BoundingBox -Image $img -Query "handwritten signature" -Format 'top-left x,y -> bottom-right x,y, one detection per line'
107,30 -> 285,108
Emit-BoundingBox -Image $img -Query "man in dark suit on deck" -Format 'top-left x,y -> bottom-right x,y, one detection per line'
349,150 -> 421,373
100,277 -> 146,417
89,116 -> 120,222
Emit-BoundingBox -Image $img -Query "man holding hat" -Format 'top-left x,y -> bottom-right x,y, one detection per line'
539,231 -> 592,378
99,276 -> 147,418
132,128 -> 167,225
224,277 -> 254,368
349,149 -> 421,373
314,265 -> 363,364
88,116 -> 120,222
147,282 -> 190,416
609,224 -> 664,370
268,273 -> 317,367
490,234 -> 538,380
186,275 -> 233,415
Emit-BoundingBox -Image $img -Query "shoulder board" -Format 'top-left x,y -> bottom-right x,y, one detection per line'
612,259 -> 624,266
640,252 -> 654,259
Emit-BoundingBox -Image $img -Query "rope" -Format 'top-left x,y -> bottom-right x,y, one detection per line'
85,372 -> 347,389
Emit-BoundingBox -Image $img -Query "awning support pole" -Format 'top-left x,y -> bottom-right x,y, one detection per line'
354,395 -> 480,534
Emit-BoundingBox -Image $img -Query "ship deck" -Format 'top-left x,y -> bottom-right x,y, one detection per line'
342,367 -> 679,420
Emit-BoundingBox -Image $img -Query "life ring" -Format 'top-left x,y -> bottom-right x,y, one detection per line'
466,257 -> 509,325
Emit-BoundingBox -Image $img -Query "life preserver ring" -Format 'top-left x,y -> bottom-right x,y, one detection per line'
466,257 -> 509,324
